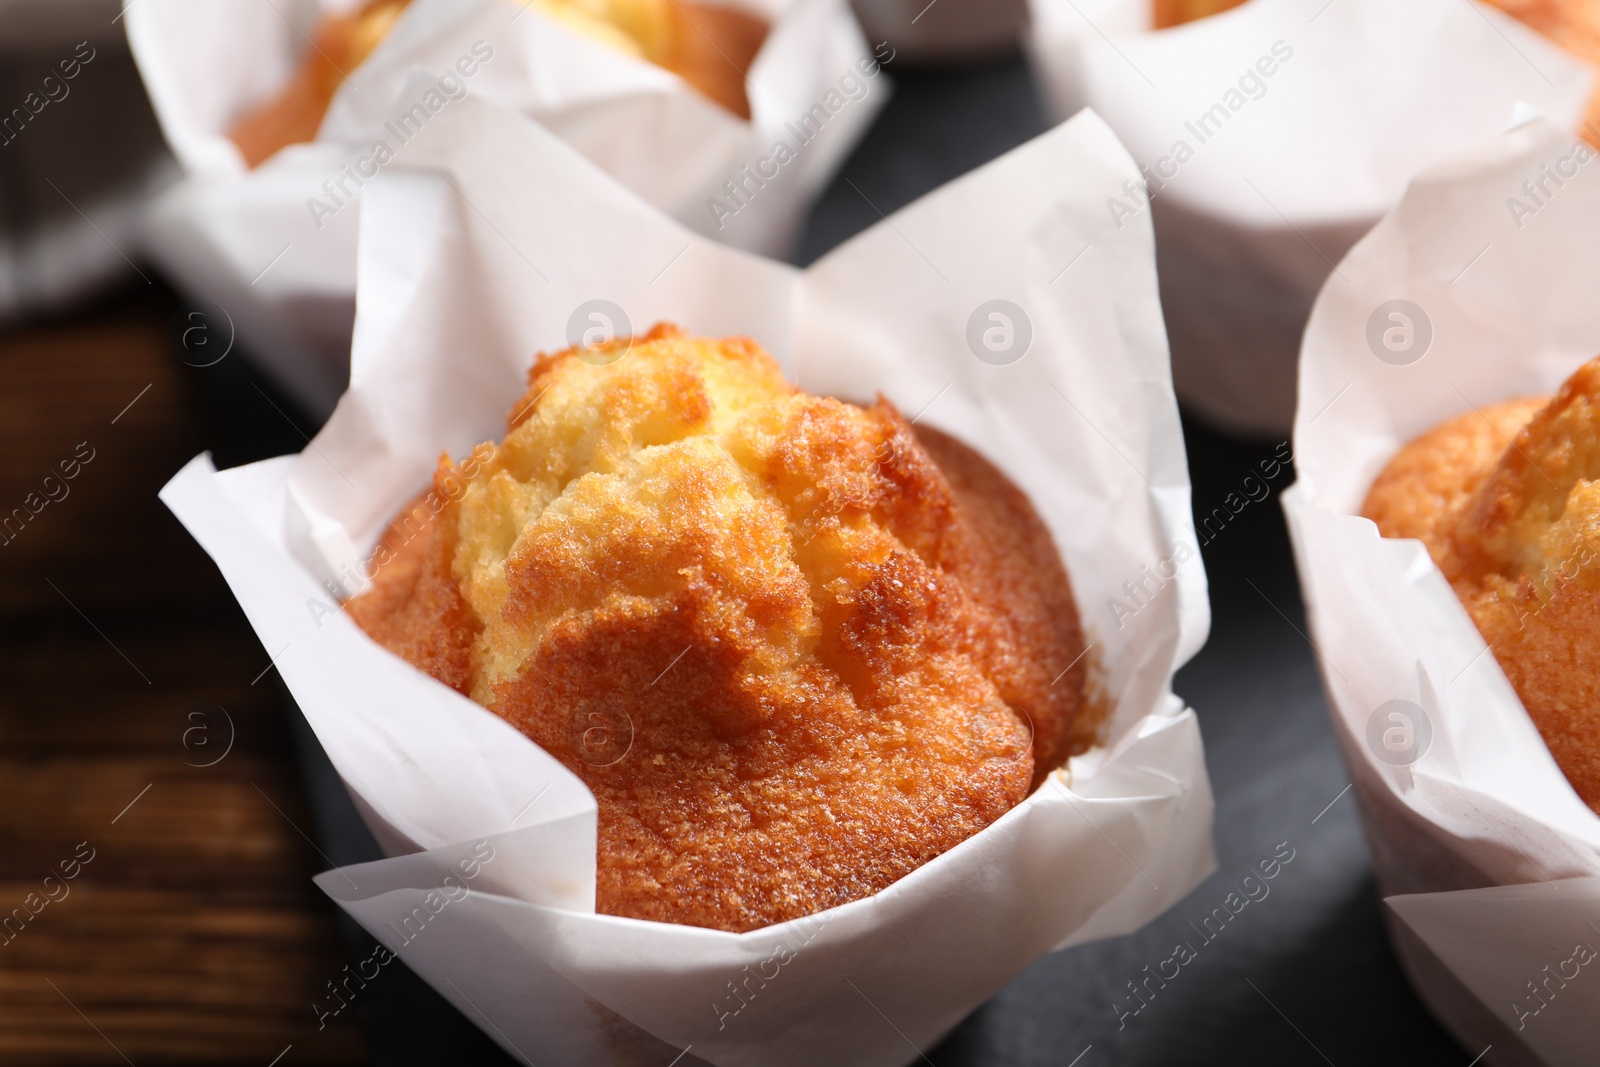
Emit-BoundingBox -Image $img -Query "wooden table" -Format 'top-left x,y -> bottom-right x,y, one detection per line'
0,282 -> 368,1064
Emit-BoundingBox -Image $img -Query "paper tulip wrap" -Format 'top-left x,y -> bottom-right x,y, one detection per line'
126,0 -> 881,417
161,92 -> 1216,1066
1284,118 -> 1600,1066
1028,0 -> 1594,436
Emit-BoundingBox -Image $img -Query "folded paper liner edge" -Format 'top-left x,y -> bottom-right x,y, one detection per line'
158,100 -> 1218,1067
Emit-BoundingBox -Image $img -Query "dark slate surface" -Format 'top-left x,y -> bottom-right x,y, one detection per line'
263,51 -> 1473,1067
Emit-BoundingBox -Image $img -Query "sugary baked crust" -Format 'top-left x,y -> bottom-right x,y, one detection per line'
1363,365 -> 1600,813
347,325 -> 1088,931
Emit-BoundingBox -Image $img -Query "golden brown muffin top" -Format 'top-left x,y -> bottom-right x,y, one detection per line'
1363,359 -> 1600,813
346,324 -> 1088,930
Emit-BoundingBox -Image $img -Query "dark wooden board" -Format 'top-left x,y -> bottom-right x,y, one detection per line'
0,288 -> 367,1064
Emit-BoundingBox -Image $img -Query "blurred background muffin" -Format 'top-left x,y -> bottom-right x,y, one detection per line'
1150,0 -> 1600,142
1485,0 -> 1600,142
229,0 -> 770,167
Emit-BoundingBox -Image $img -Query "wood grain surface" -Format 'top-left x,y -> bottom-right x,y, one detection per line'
0,284 -> 368,1065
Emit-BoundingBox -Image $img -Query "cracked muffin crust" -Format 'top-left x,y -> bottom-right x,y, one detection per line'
347,324 -> 1089,931
1364,359 -> 1600,813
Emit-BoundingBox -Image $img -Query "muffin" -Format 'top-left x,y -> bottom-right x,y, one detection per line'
1485,0 -> 1600,144
1157,0 -> 1600,137
1363,356 -> 1600,813
346,324 -> 1090,931
230,0 -> 411,168
229,0 -> 769,168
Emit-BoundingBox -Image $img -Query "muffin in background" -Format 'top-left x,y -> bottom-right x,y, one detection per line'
1487,0 -> 1600,143
230,0 -> 411,167
229,0 -> 768,167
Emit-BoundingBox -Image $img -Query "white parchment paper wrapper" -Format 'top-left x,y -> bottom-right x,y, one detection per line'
160,93 -> 1216,1066
1028,0 -> 1594,437
1284,117 -> 1600,1066
126,0 -> 881,417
